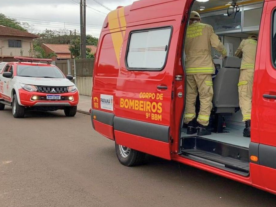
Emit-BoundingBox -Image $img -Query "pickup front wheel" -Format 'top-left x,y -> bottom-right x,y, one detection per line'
12,94 -> 25,118
64,106 -> 77,117
0,103 -> 5,110
115,143 -> 147,166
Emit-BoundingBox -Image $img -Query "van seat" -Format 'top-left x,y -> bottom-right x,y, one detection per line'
213,56 -> 241,114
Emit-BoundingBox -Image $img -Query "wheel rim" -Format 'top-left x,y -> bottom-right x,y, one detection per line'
12,102 -> 16,115
118,145 -> 131,158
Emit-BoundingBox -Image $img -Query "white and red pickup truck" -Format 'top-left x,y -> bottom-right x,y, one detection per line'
0,57 -> 79,118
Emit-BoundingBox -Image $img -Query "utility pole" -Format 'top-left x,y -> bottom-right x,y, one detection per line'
80,0 -> 86,59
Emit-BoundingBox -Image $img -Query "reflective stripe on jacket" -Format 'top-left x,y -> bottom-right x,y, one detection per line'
185,22 -> 227,75
235,38 -> 257,70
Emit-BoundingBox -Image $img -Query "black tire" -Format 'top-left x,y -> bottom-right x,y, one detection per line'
64,106 -> 77,117
0,103 -> 5,110
12,94 -> 25,118
115,143 -> 147,167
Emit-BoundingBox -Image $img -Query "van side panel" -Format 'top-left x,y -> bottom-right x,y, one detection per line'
92,33 -> 121,139
93,120 -> 115,140
92,7 -> 130,139
115,131 -> 171,160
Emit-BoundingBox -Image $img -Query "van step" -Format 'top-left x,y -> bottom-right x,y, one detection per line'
180,136 -> 249,176
181,136 -> 249,162
182,149 -> 249,172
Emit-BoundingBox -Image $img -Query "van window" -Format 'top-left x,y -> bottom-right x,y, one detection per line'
126,27 -> 171,70
272,11 -> 276,65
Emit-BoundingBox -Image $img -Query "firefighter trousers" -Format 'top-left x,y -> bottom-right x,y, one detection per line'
238,69 -> 254,121
184,74 -> 213,126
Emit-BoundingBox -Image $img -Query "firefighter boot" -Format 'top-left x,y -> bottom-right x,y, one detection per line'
243,120 -> 251,138
187,119 -> 197,135
197,124 -> 211,136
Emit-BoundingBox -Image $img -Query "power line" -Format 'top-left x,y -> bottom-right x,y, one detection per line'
71,0 -> 107,15
14,17 -> 102,27
88,0 -> 112,11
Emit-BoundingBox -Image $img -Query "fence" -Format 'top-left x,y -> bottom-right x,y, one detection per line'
54,59 -> 94,96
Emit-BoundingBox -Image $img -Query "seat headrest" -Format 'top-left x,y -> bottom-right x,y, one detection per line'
223,56 -> 241,68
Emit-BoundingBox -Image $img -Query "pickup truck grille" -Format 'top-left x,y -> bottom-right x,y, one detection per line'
37,86 -> 68,94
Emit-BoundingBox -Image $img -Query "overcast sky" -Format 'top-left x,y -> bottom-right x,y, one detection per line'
0,0 -> 136,38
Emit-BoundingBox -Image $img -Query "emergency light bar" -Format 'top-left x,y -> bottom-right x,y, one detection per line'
14,56 -> 53,64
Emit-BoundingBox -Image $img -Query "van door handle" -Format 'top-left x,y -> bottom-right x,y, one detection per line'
263,94 -> 276,99
157,85 -> 168,90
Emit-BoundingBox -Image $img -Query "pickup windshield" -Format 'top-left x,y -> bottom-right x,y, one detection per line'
17,65 -> 64,78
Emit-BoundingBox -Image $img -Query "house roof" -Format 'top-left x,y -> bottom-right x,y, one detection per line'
0,25 -> 38,38
43,44 -> 71,53
43,44 -> 97,55
57,54 -> 71,59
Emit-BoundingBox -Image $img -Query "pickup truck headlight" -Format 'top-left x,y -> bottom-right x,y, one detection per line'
68,86 -> 77,93
21,84 -> 37,92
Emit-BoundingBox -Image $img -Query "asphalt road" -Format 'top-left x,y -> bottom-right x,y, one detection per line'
0,108 -> 275,207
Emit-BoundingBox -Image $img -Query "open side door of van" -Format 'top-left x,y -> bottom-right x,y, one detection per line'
251,0 -> 276,193
112,0 -> 188,160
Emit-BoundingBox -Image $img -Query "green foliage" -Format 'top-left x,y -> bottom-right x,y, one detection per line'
35,29 -> 98,46
0,13 -> 27,31
69,37 -> 95,59
69,38 -> 81,58
0,13 -> 97,59
35,29 -> 98,59
86,47 -> 94,59
86,35 -> 98,46
34,42 -> 57,59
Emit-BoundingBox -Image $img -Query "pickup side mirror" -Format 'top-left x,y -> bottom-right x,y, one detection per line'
3,72 -> 12,78
66,75 -> 73,81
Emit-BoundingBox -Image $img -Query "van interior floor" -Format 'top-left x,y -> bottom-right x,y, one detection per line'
180,127 -> 250,176
181,127 -> 250,148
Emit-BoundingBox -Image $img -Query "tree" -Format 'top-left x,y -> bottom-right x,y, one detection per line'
33,42 -> 57,59
30,29 -> 98,59
86,48 -> 94,59
20,22 -> 35,33
0,13 -> 26,31
69,38 -> 81,58
69,37 -> 94,59
86,35 -> 98,46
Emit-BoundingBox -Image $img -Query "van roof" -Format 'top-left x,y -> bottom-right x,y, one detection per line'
103,0 -> 185,31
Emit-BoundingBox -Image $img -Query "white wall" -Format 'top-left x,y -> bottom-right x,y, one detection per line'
0,37 -> 34,57
76,77 -> 93,96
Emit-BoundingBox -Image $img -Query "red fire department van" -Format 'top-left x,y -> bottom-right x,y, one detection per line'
91,0 -> 276,195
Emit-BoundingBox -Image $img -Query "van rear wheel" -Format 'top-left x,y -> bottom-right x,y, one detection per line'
115,143 -> 146,166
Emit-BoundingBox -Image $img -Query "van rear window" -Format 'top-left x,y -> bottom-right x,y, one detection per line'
126,27 -> 172,71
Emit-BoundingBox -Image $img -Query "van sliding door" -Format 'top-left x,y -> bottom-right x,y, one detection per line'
251,1 -> 276,193
114,0 -> 187,160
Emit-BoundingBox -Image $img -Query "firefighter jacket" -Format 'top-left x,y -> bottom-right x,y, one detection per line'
185,22 -> 227,75
235,38 -> 257,70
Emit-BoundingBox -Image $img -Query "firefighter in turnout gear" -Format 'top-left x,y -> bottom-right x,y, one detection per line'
184,11 -> 227,136
235,34 -> 258,137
